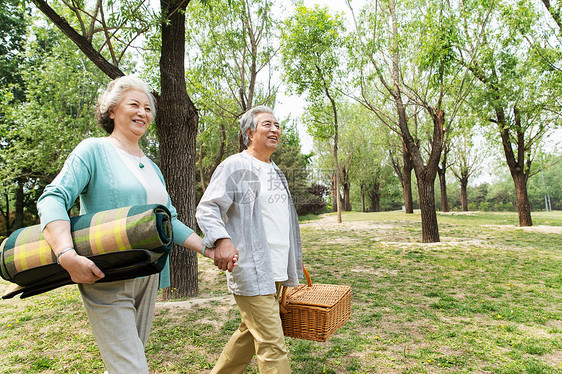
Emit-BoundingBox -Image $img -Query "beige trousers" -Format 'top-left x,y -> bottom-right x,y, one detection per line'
79,274 -> 159,374
211,283 -> 290,374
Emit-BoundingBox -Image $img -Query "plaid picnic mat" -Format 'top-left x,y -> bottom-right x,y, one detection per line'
0,205 -> 173,297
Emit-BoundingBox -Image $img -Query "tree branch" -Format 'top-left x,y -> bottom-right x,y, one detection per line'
32,0 -> 123,79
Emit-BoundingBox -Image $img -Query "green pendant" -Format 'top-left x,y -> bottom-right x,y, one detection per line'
139,163 -> 145,169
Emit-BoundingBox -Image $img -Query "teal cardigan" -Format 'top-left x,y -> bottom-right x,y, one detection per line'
37,137 -> 193,289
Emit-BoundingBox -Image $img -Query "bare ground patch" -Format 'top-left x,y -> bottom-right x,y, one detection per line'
351,265 -> 399,277
517,225 -> 562,234
542,350 -> 562,366
380,239 -> 487,249
155,295 -> 236,328
482,224 -> 562,234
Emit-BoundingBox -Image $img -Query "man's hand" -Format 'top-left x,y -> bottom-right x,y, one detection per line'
58,251 -> 105,284
214,238 -> 239,272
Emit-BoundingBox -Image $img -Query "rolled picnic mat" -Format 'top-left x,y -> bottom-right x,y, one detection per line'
0,204 -> 174,299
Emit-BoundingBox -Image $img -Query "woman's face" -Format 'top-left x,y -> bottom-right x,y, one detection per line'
109,89 -> 153,138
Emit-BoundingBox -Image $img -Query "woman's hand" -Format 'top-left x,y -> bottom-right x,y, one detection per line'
43,220 -> 105,284
202,248 -> 239,266
58,251 -> 105,283
204,248 -> 215,260
182,233 -> 238,269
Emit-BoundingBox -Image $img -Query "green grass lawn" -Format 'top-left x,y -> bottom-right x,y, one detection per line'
1,210 -> 561,373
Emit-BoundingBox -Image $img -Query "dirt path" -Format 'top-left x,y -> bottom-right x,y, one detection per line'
302,213 -> 562,234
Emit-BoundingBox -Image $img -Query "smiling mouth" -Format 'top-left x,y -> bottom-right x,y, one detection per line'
133,120 -> 145,125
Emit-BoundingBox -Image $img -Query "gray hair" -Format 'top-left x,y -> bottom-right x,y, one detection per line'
95,76 -> 157,134
239,105 -> 274,146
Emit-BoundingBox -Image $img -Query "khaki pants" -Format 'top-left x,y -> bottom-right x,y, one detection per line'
212,283 -> 290,374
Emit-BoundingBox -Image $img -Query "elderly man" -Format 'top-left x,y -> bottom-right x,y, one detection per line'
196,105 -> 303,373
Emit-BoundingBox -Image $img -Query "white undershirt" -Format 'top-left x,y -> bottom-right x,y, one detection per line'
112,145 -> 168,206
252,157 -> 291,282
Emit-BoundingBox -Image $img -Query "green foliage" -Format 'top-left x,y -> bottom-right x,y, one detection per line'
413,3 -> 460,86
280,3 -> 347,140
0,0 -> 27,101
527,155 -> 562,211
273,121 -> 326,215
460,0 -> 562,171
0,16 -> 108,235
312,102 -> 402,212
185,0 -> 279,191
281,4 -> 345,99
185,0 -> 277,113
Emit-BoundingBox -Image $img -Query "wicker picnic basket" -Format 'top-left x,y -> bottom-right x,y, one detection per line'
279,267 -> 351,342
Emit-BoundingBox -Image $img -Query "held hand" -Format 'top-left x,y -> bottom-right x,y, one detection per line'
59,251 -> 105,284
204,248 -> 215,261
204,248 -> 238,266
214,238 -> 239,272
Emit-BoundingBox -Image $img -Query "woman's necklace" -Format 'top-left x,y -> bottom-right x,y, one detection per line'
110,136 -> 145,169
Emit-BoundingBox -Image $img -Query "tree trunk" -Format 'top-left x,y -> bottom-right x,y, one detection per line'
402,140 -> 414,214
438,166 -> 449,212
13,179 -> 24,230
342,168 -> 351,211
467,62 -> 534,227
331,110 -> 342,224
331,173 -> 337,213
198,144 -> 206,193
369,183 -> 381,212
159,0 -> 199,299
405,106 -> 444,243
497,106 -> 533,227
361,184 -> 366,212
3,193 -> 10,235
343,184 -> 351,211
460,176 -> 469,211
390,145 -> 413,213
417,173 -> 440,242
513,173 -> 533,226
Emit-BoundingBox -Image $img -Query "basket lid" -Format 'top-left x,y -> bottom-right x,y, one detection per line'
284,284 -> 351,308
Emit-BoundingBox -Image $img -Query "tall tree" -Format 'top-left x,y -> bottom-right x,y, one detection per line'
281,4 -> 346,223
458,0 -> 562,226
184,0 -> 278,190
343,105 -> 390,212
449,131 -> 485,212
348,0 -> 456,241
31,0 -> 199,298
388,136 -> 415,213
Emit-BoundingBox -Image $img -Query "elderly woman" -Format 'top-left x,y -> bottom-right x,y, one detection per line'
37,76 -> 213,374
196,105 -> 303,373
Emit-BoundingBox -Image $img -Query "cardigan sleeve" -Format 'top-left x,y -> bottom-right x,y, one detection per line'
37,143 -> 93,230
167,197 -> 194,244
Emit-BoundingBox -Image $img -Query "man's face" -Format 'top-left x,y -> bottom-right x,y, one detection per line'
247,112 -> 281,155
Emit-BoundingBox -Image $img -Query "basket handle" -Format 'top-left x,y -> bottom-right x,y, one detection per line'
280,266 -> 312,313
